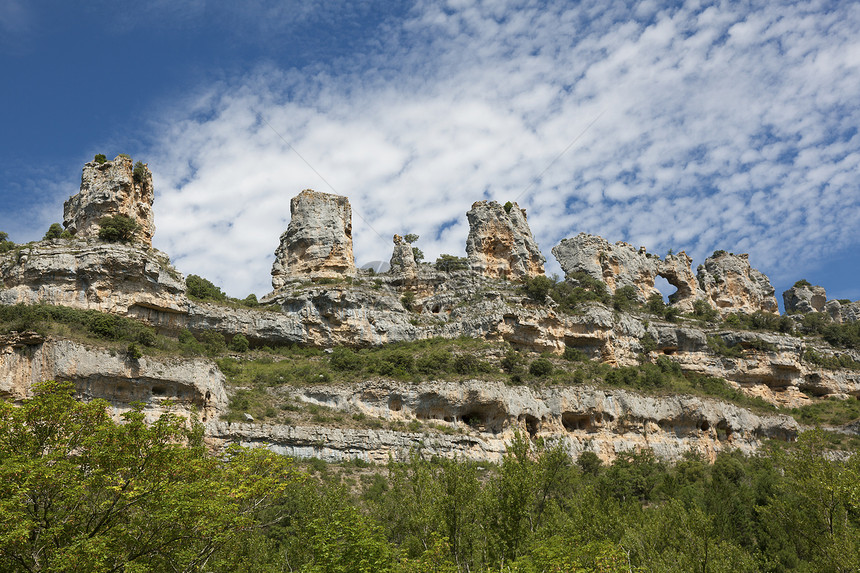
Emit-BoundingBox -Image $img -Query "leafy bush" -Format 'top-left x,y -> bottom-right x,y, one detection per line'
562,346 -> 589,362
692,299 -> 719,321
529,357 -> 554,377
793,279 -> 812,288
501,349 -> 525,373
452,354 -> 492,375
645,293 -> 665,315
416,350 -> 452,375
550,272 -> 611,313
612,285 -> 639,311
199,331 -> 227,355
127,342 -> 143,360
0,231 -> 14,253
434,254 -> 469,272
94,153 -> 107,164
229,334 -> 250,353
503,201 -> 513,213
43,223 -> 65,240
803,348 -> 860,370
521,275 -> 555,303
241,293 -> 259,307
98,214 -> 139,243
133,161 -> 147,183
401,290 -> 416,311
186,274 -> 227,302
330,347 -> 365,371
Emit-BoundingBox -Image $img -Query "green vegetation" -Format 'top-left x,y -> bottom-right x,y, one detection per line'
42,223 -> 68,240
93,153 -> 107,164
520,275 -> 555,303
803,348 -> 860,370
0,231 -> 14,253
503,200 -> 513,213
7,396 -> 855,573
186,273 -> 227,302
790,396 -> 860,426
0,381 -> 301,573
793,278 -> 812,288
402,233 -> 424,263
133,160 -> 147,183
98,214 -> 139,243
434,253 -> 469,272
401,290 -> 416,311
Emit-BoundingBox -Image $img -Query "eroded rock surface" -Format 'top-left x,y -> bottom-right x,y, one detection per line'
208,380 -> 798,464
63,155 -> 155,246
466,201 -> 545,279
697,252 -> 778,315
0,333 -> 226,422
271,190 -> 356,288
783,282 -> 860,323
552,233 -> 701,311
389,235 -> 418,279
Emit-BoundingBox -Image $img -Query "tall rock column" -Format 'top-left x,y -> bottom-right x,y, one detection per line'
271,189 -> 356,289
465,201 -> 545,279
389,235 -> 418,279
63,155 -> 155,246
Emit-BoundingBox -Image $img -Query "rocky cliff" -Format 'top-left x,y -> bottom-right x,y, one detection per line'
3,161 -> 859,466
783,281 -> 860,323
466,200 -> 545,279
271,189 -> 356,288
63,155 -> 155,246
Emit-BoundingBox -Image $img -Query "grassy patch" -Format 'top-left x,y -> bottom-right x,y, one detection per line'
788,396 -> 860,426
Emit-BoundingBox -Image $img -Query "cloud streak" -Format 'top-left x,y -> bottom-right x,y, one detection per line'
140,0 -> 860,300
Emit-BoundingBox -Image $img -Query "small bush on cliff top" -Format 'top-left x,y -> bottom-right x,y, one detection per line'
43,223 -> 65,240
186,274 -> 227,302
98,214 -> 139,243
94,153 -> 107,164
434,254 -> 469,272
133,160 -> 147,183
0,231 -> 14,253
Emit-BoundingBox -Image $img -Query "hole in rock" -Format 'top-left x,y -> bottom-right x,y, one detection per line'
562,412 -> 592,432
520,414 -> 539,438
700,420 -> 710,432
152,386 -> 166,396
654,275 -> 676,304
389,397 -> 403,412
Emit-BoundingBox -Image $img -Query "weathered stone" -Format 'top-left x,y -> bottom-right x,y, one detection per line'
0,337 -> 226,422
271,189 -> 356,288
63,155 -> 155,246
697,251 -> 778,315
551,233 -> 702,311
783,283 -> 827,314
0,239 -> 187,314
465,201 -> 545,279
389,234 -> 418,278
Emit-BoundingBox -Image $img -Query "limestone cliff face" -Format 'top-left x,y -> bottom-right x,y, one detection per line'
783,282 -> 860,324
551,233 -> 701,311
63,155 -> 155,246
0,333 -> 226,422
466,201 -> 545,279
0,239 -> 187,314
271,190 -> 356,288
389,235 -> 418,279
697,252 -> 778,315
210,380 -> 798,464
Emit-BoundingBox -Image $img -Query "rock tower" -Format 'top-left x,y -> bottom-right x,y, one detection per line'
63,155 -> 155,246
465,200 -> 545,280
271,189 -> 356,288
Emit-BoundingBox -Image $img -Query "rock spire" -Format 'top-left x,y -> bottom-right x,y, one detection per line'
465,200 -> 545,280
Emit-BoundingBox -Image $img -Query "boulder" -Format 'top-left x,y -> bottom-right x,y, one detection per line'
465,201 -> 545,280
63,155 -> 155,246
271,189 -> 356,288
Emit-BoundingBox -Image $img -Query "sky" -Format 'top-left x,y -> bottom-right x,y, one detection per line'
1,0 -> 859,309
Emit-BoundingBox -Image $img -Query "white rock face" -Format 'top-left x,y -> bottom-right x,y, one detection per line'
64,155 -> 155,246
466,201 -> 545,279
271,189 -> 356,288
783,283 -> 828,314
209,379 -> 798,464
0,333 -> 226,422
697,251 -> 779,315
389,234 -> 418,279
552,233 -> 702,311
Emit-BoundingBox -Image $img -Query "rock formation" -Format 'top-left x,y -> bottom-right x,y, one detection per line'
551,233 -> 701,311
465,201 -> 545,279
389,235 -> 418,278
783,282 -> 827,314
63,155 -> 155,246
783,282 -> 860,323
697,252 -> 779,315
271,189 -> 356,288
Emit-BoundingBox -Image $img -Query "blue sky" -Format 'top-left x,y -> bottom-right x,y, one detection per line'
2,0 -> 859,308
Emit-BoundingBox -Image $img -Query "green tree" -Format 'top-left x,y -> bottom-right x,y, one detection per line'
94,153 -> 107,164
42,223 -> 65,240
98,214 -> 139,243
0,381 -> 301,572
0,231 -> 14,253
434,254 -> 469,272
186,274 -> 228,301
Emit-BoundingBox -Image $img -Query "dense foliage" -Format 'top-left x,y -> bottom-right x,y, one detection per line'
3,389 -> 858,573
98,214 -> 140,243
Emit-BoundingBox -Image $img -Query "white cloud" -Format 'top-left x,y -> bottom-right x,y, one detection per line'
138,0 -> 860,300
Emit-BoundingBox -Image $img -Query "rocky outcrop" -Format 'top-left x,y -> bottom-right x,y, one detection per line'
63,155 -> 155,246
784,283 -> 827,314
271,190 -> 356,288
208,380 -> 798,464
0,239 -> 187,314
0,333 -> 226,422
552,233 -> 701,311
465,201 -> 545,279
389,235 -> 418,279
697,252 -> 778,315
783,282 -> 859,323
